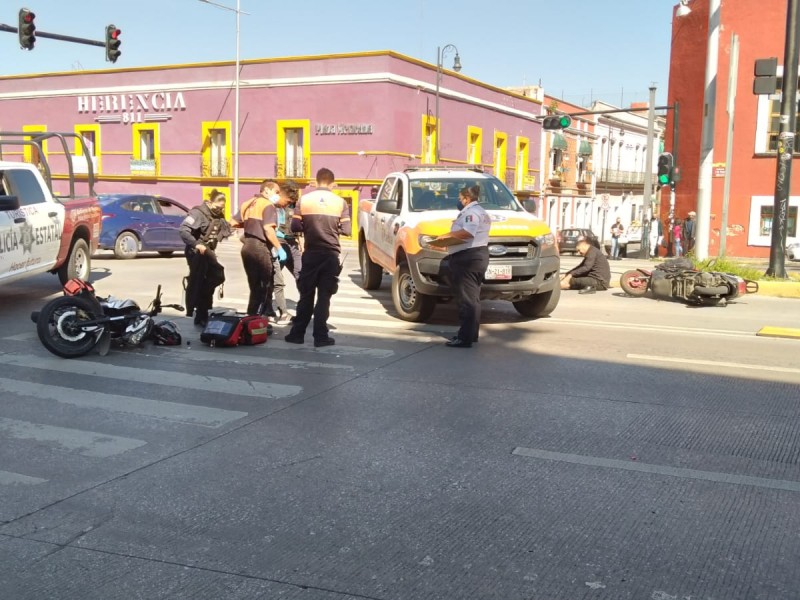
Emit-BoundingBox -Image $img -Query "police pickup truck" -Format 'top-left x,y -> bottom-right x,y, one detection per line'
357,167 -> 560,321
0,132 -> 102,286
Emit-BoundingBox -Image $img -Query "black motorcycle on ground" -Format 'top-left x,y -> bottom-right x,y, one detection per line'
31,279 -> 184,358
619,258 -> 759,306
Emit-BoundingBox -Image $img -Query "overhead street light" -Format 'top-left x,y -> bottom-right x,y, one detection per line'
434,44 -> 462,164
197,0 -> 250,214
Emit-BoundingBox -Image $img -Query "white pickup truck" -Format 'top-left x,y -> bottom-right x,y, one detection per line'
0,132 -> 102,286
357,167 -> 561,321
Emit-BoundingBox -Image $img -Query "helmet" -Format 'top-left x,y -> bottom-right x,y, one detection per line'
152,320 -> 182,346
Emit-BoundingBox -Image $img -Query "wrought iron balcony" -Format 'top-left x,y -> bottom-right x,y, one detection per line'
275,158 -> 307,179
596,169 -> 649,185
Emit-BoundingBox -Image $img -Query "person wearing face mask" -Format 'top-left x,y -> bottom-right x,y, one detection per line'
230,179 -> 284,317
180,190 -> 232,327
429,184 -> 491,348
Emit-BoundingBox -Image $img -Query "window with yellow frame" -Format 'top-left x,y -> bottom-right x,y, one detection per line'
421,114 -> 438,164
22,124 -> 47,168
467,126 -> 482,165
131,123 -> 160,177
493,131 -> 508,181
276,119 -> 310,179
74,124 -> 101,175
201,121 -> 231,178
515,136 -> 529,190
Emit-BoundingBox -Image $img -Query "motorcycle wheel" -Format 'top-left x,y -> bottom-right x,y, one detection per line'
620,270 -> 649,297
36,295 -> 102,358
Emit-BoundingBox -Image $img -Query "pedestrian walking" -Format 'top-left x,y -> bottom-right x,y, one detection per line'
180,190 -> 231,327
284,168 -> 351,347
430,184 -> 491,348
649,215 -> 663,258
610,217 -> 624,260
672,218 -> 684,257
683,211 -> 696,254
560,236 -> 611,294
230,180 -> 284,317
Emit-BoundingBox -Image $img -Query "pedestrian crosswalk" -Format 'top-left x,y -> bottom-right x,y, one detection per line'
0,320 -> 406,496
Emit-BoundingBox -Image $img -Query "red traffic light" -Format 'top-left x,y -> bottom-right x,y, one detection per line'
105,24 -> 122,63
111,28 -> 121,40
23,11 -> 35,23
18,8 -> 36,50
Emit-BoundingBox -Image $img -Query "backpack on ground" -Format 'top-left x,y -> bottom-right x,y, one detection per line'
200,310 -> 268,347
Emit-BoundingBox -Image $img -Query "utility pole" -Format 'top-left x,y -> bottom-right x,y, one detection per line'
766,0 -> 800,278
720,33 -> 739,256
641,85 -> 657,258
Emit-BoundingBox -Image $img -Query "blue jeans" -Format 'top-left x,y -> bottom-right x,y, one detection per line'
611,237 -> 620,258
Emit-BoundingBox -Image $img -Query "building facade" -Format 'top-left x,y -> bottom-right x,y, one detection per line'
666,0 -> 800,257
0,51 -> 544,229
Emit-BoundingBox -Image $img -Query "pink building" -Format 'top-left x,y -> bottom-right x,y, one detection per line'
0,51 -> 544,228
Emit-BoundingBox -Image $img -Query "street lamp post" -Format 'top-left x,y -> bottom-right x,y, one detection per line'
198,0 -> 247,213
434,44 -> 462,164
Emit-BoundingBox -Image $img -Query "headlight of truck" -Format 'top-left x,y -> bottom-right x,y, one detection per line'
418,234 -> 447,252
535,233 -> 556,251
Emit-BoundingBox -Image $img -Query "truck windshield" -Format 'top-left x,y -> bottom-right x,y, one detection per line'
408,177 -> 522,212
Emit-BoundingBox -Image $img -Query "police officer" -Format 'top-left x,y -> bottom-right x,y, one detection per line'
284,168 -> 350,347
179,190 -> 231,327
431,184 -> 491,348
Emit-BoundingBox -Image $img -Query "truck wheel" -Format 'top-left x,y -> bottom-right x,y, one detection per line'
513,286 -> 560,319
114,232 -> 139,259
57,239 -> 91,285
359,239 -> 383,290
392,262 -> 435,322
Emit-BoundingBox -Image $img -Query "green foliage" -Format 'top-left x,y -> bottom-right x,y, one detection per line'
691,256 -> 795,282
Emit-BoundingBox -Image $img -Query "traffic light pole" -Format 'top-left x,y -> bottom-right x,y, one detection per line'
766,0 -> 800,278
642,85 -> 657,258
0,23 -> 104,47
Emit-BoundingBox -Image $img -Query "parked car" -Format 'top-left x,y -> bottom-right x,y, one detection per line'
98,194 -> 189,259
787,241 -> 800,261
559,228 -> 601,255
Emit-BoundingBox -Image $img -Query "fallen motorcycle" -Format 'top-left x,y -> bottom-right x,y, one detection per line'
31,279 -> 185,358
619,258 -> 759,306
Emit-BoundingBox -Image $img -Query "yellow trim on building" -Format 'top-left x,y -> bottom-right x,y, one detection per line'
493,131 -> 508,181
467,126 -> 483,165
131,123 -> 160,177
334,189 -> 359,240
276,119 -> 311,179
421,114 -> 438,164
200,120 -> 232,179
74,123 -> 101,175
22,124 -> 47,165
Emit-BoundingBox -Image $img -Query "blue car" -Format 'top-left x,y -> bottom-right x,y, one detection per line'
98,194 -> 189,259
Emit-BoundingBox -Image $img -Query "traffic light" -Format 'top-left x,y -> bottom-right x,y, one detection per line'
18,8 -> 36,51
657,152 -> 674,187
105,25 -> 122,63
542,115 -> 572,130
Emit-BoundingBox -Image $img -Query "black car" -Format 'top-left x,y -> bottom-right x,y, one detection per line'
559,228 -> 601,255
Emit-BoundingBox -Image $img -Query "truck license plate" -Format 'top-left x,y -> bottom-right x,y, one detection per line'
485,265 -> 512,280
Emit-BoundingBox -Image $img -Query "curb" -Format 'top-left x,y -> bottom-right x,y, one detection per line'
757,326 -> 800,339
753,280 -> 800,299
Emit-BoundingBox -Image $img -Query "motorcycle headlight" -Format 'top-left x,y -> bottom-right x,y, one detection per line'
419,234 -> 447,252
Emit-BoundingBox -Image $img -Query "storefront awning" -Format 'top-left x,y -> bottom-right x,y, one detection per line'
579,140 -> 593,156
552,134 -> 568,151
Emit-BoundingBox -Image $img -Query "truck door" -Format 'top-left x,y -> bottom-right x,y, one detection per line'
372,176 -> 404,265
0,175 -> 15,281
1,168 -> 64,277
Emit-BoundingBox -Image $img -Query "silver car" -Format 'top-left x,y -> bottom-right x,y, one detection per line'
788,241 -> 800,261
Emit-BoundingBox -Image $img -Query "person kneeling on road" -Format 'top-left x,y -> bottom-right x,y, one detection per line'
560,236 -> 611,295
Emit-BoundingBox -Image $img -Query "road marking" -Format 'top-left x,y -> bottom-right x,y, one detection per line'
4,332 -> 35,341
627,353 -> 800,374
0,354 -> 301,399
328,315 -> 458,333
512,447 -> 800,493
550,318 -> 756,338
0,470 -> 47,485
0,377 -> 247,427
172,348 -> 355,371
757,326 -> 800,339
0,417 -> 146,458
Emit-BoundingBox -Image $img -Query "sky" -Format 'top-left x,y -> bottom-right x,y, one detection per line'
0,0 -> 675,106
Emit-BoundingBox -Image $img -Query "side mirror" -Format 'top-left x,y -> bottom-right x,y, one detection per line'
375,198 -> 399,214
0,195 -> 21,211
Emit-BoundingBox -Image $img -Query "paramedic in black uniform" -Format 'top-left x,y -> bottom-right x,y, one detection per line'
431,184 -> 492,348
284,168 -> 351,347
179,191 -> 231,327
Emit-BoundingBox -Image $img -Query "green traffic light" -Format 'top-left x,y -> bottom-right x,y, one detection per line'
658,174 -> 670,185
559,116 -> 571,128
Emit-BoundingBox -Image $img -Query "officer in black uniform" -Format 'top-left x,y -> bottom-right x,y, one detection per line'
179,191 -> 231,326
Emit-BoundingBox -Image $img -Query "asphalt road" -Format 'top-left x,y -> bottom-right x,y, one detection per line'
1,242 -> 799,600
